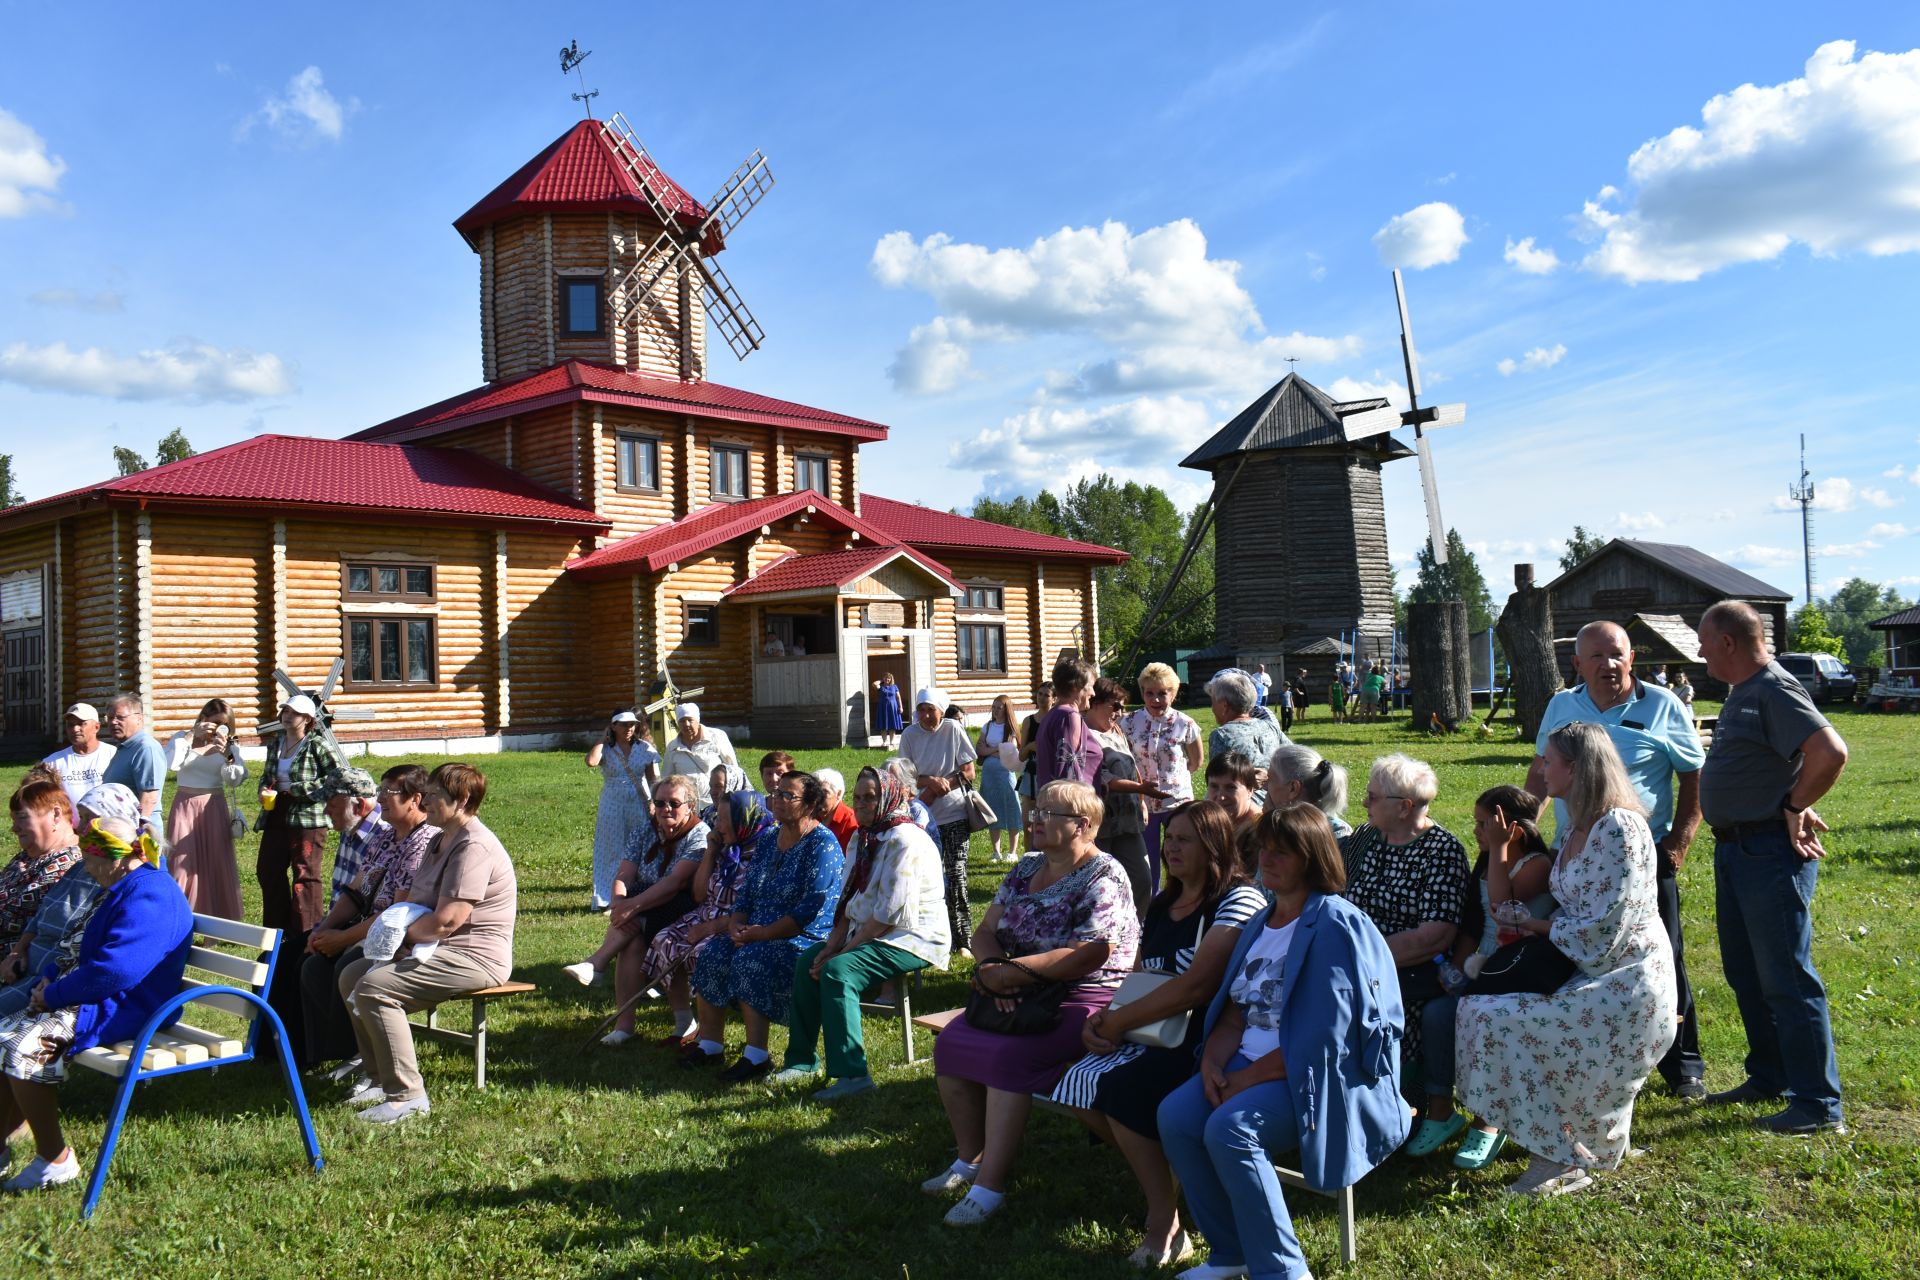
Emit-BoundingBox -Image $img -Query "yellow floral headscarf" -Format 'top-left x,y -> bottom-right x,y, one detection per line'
79,818 -> 157,862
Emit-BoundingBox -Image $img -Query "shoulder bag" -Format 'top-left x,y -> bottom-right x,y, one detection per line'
1110,907 -> 1208,1049
964,956 -> 1068,1035
221,754 -> 252,841
959,776 -> 997,833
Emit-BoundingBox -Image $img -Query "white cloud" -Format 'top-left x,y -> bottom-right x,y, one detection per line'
1820,540 -> 1882,558
243,66 -> 355,143
1305,252 -> 1326,282
0,107 -> 67,217
1722,543 -> 1800,569
1325,375 -> 1409,408
885,316 -> 985,394
0,340 -> 293,402
1861,486 -> 1899,508
1616,510 -> 1666,531
1503,237 -> 1561,274
1867,522 -> 1911,538
1372,202 -> 1469,270
27,288 -> 123,313
1771,475 -> 1900,513
1496,343 -> 1568,376
1578,41 -> 1920,283
955,395 -> 1216,499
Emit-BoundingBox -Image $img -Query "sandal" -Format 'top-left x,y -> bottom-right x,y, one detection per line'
1403,1112 -> 1467,1157
1452,1128 -> 1506,1169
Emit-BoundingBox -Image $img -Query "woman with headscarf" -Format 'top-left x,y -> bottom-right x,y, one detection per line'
704,762 -> 752,828
586,710 -> 658,912
774,763 -> 951,1099
899,686 -> 979,955
661,704 -> 739,810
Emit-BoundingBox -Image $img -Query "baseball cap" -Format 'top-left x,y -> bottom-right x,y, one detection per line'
65,703 -> 100,723
281,694 -> 319,718
322,766 -> 378,800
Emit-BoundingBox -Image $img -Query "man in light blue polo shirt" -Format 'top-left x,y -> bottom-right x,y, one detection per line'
101,692 -> 170,823
1526,620 -> 1707,1097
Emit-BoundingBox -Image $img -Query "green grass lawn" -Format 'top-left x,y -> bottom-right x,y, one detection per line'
2,707 -> 1916,1278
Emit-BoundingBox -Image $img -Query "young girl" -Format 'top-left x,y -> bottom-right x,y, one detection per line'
1404,783 -> 1554,1167
872,673 -> 905,749
586,711 -> 659,911
975,695 -> 1025,862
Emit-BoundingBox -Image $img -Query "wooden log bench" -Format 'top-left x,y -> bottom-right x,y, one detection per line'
72,913 -> 322,1219
913,1006 -> 1360,1267
408,980 -> 535,1089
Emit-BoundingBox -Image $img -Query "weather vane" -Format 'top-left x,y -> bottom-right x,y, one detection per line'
1284,356 -> 1300,372
560,40 -> 598,118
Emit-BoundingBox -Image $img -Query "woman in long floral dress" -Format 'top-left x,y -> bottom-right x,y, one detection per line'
586,712 -> 658,911
1456,721 -> 1677,1196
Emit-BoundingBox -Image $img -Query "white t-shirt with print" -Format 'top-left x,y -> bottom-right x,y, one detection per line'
1228,916 -> 1297,1060
43,742 -> 119,810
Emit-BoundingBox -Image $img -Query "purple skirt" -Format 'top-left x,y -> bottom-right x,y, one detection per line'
933,985 -> 1117,1094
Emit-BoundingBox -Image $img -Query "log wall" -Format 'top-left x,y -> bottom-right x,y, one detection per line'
504,531 -> 593,729
70,514 -> 130,705
927,555 -> 1036,707
432,421 -> 511,468
595,407 -> 682,537
488,215 -> 550,382
147,514 -> 271,733
655,549 -> 752,722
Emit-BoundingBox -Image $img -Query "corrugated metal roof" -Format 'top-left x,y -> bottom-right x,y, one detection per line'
858,494 -> 1129,563
1548,539 -> 1793,601
565,491 -> 898,580
351,360 -> 890,444
1870,606 -> 1920,628
0,435 -> 607,533
452,121 -> 717,250
1627,612 -> 1704,661
723,545 -> 962,599
1180,374 -> 1415,470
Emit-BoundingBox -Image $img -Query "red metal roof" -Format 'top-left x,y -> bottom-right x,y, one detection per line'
0,435 -> 606,534
859,494 -> 1129,564
351,360 -> 890,445
565,490 -> 899,580
453,120 -> 718,251
724,545 -> 962,600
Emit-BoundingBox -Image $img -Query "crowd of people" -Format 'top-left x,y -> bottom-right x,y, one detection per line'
0,597 -> 1855,1280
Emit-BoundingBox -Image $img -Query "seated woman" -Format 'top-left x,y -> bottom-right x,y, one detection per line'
1204,670 -> 1287,773
1157,804 -> 1409,1280
687,771 -> 844,1082
2,779 -> 85,958
0,816 -> 193,1191
562,776 -> 711,1045
1456,722 -> 1677,1196
1266,744 -> 1353,838
1203,752 -> 1263,846
338,762 -> 517,1124
1051,800 -> 1266,1267
775,764 -> 951,1099
1407,784 -> 1554,1165
924,780 -> 1139,1227
1340,753 -> 1471,1088
703,763 -> 751,828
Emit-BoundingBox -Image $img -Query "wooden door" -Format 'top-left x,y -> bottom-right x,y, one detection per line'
2,625 -> 47,740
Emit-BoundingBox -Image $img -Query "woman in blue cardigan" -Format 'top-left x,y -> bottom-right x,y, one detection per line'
1158,804 -> 1409,1280
0,816 -> 192,1192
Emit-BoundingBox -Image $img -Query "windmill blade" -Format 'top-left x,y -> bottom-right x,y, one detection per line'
1339,405 -> 1403,442
330,707 -> 377,722
701,150 -> 775,243
272,669 -> 303,700
600,113 -> 694,234
318,658 -> 345,702
697,256 -> 767,359
1392,268 -> 1424,406
610,228 -> 697,330
1424,403 -> 1467,430
1415,433 -> 1448,565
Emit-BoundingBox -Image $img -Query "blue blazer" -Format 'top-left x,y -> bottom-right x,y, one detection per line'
1200,892 -> 1410,1191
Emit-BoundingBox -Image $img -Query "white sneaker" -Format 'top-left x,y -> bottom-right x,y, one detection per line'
562,961 -> 601,987
920,1162 -> 977,1195
599,1029 -> 634,1047
356,1095 -> 431,1124
4,1149 -> 81,1192
943,1192 -> 1002,1226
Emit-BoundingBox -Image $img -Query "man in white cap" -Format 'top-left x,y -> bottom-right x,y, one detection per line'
41,704 -> 117,812
101,692 -> 169,820
661,703 -> 739,809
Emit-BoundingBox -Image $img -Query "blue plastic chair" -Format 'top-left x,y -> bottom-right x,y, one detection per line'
72,914 -> 323,1218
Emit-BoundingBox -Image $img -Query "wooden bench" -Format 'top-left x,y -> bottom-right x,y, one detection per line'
72,913 -> 322,1219
408,980 -> 535,1089
859,970 -> 927,1065
916,1008 -> 1360,1267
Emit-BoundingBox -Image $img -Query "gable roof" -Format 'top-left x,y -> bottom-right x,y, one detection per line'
565,490 -> 897,581
1181,373 -> 1415,470
1870,606 -> 1920,629
453,120 -> 718,252
858,494 -> 1129,564
350,360 -> 890,445
1625,613 -> 1705,663
724,545 -> 962,602
0,435 -> 607,535
1549,539 -> 1792,601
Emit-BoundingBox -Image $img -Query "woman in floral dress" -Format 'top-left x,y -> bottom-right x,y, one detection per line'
586,711 -> 658,911
1456,722 -> 1677,1196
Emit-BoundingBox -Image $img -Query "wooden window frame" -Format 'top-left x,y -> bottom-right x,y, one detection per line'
343,561 -> 436,604
710,443 -> 750,501
958,580 -> 1006,615
343,615 -> 439,690
616,432 -> 662,494
684,603 -> 720,647
794,452 -> 831,497
957,622 -> 1007,676
559,275 -> 605,337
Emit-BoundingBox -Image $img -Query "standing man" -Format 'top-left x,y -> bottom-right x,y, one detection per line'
41,704 -> 117,812
101,693 -> 168,822
1525,620 -> 1707,1098
1696,600 -> 1849,1135
1253,663 -> 1272,710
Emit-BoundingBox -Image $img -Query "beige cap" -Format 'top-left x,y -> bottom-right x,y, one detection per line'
64,703 -> 100,723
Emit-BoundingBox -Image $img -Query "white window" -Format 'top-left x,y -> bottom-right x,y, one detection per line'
711,445 -> 749,499
795,454 -> 829,496
617,435 -> 660,491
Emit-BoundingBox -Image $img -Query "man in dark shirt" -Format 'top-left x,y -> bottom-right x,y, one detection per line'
1696,601 -> 1849,1134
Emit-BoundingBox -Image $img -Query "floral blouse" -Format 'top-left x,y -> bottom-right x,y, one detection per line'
624,820 -> 713,892
989,852 -> 1141,987
840,823 -> 952,969
1120,708 -> 1201,813
358,822 -> 443,916
736,824 -> 844,945
0,845 -> 82,951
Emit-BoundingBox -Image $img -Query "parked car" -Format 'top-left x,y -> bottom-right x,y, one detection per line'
1777,652 -> 1857,704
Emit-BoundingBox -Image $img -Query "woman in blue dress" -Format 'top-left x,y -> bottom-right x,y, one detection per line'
586,711 -> 658,911
975,695 -> 1025,862
872,673 -> 905,749
687,771 -> 845,1083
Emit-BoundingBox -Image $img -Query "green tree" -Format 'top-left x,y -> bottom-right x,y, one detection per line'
1789,602 -> 1848,658
1819,578 -> 1913,668
156,429 -> 195,465
0,454 -> 21,508
1408,528 -> 1496,633
1559,524 -> 1608,573
113,446 -> 148,476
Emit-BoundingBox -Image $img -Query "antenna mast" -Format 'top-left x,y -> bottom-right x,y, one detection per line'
560,40 -> 598,118
1789,433 -> 1816,606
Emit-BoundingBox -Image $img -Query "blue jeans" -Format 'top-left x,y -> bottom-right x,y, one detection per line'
1714,827 -> 1843,1121
1158,1059 -> 1310,1280
1421,994 -> 1460,1096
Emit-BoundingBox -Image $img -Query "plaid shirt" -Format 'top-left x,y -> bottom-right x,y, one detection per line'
280,732 -> 350,829
0,845 -> 82,950
327,807 -> 388,907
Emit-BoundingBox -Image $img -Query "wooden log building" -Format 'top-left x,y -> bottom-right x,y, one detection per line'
0,120 -> 1124,752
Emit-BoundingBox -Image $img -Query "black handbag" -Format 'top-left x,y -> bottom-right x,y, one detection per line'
964,957 -> 1068,1035
1466,935 -> 1577,997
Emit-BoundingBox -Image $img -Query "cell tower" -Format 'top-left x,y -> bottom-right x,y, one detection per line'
1789,433 -> 1816,606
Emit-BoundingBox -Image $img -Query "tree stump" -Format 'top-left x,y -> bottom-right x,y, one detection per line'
1495,564 -> 1562,743
1409,600 -> 1471,731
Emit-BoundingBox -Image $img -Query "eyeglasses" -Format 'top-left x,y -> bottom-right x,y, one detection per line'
1363,792 -> 1408,805
652,798 -> 688,810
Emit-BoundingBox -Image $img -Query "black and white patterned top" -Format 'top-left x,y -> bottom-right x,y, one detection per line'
1340,823 -> 1471,939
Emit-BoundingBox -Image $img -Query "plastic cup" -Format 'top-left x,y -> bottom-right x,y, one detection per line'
259,788 -> 278,812
1493,899 -> 1529,946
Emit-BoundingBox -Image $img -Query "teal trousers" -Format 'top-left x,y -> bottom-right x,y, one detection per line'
784,939 -> 928,1078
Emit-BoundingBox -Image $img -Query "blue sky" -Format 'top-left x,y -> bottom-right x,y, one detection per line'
4,3 -> 1919,603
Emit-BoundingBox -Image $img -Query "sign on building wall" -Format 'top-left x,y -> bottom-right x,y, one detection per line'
864,602 -> 905,628
0,571 -> 44,625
